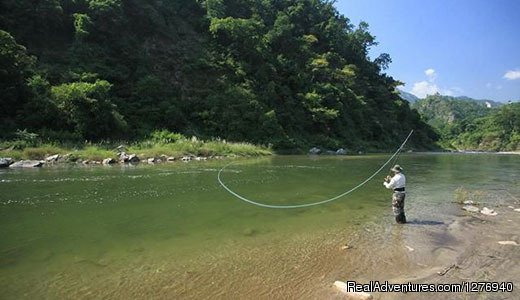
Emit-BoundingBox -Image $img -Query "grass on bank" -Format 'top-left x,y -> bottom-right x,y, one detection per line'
0,131 -> 272,161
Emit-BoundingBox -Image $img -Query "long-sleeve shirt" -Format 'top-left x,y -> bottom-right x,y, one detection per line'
383,173 -> 406,190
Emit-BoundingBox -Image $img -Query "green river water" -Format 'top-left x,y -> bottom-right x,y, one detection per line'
1,153 -> 519,299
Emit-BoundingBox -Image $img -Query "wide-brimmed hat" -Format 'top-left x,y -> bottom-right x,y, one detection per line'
391,165 -> 403,173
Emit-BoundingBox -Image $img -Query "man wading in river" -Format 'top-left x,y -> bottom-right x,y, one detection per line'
384,165 -> 407,224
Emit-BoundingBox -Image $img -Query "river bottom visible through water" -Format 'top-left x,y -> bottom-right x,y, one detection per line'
1,153 -> 519,299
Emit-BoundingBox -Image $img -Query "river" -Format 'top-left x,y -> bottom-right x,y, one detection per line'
1,153 -> 518,299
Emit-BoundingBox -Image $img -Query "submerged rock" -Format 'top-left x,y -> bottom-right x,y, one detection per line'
341,244 -> 352,250
243,228 -> 257,236
405,245 -> 415,252
9,160 -> 44,168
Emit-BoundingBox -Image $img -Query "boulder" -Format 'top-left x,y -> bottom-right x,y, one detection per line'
480,207 -> 497,216
119,152 -> 129,162
127,154 -> 140,163
309,147 -> 321,155
166,156 -> 175,162
462,205 -> 480,213
147,158 -> 156,164
181,156 -> 191,162
336,148 -> 347,155
45,154 -> 60,162
102,158 -> 116,165
9,160 -> 44,168
0,157 -> 14,168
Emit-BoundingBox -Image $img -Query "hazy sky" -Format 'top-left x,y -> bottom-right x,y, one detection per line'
335,0 -> 520,101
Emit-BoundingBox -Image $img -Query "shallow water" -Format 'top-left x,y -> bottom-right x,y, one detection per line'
0,153 -> 518,298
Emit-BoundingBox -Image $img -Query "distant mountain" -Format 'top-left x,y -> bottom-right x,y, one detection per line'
410,94 -> 518,151
411,94 -> 493,129
454,96 -> 502,108
398,89 -> 503,108
398,89 -> 420,103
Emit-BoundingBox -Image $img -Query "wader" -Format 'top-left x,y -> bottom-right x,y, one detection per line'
392,191 -> 406,224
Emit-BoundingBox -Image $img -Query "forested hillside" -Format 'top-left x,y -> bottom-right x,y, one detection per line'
0,0 -> 438,151
413,94 -> 519,151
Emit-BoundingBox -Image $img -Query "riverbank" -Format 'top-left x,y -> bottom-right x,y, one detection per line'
0,138 -> 272,167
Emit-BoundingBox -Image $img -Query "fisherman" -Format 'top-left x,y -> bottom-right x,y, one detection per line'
383,165 -> 406,224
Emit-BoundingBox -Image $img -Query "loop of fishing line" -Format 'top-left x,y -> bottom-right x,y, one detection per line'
217,130 -> 414,209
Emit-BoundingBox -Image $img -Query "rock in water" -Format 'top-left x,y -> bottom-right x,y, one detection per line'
0,157 -> 14,168
45,154 -> 60,162
127,154 -> 140,163
102,158 -> 116,165
480,207 -> 497,216
309,147 -> 321,155
498,241 -> 518,246
462,205 -> 480,213
336,148 -> 347,155
243,228 -> 257,236
9,160 -> 44,168
119,152 -> 129,162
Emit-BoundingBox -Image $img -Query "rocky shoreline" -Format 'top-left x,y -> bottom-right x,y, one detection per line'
0,152 -> 226,169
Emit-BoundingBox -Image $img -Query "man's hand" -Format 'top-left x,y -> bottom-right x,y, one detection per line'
384,175 -> 392,183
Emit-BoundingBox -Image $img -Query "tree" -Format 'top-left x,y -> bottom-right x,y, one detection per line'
0,30 -> 35,136
51,79 -> 127,140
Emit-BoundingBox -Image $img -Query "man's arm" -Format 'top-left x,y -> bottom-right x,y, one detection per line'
383,176 -> 396,189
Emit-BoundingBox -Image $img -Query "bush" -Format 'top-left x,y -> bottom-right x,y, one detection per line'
149,130 -> 186,144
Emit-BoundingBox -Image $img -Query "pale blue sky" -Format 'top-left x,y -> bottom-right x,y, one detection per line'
335,0 -> 520,101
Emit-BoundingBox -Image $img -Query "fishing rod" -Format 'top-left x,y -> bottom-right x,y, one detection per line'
385,130 -> 413,181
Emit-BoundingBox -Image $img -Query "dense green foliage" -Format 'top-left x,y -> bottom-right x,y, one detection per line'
413,94 -> 519,151
1,0 -> 437,151
453,103 -> 520,151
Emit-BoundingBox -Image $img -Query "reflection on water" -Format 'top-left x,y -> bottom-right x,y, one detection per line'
0,154 -> 518,298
